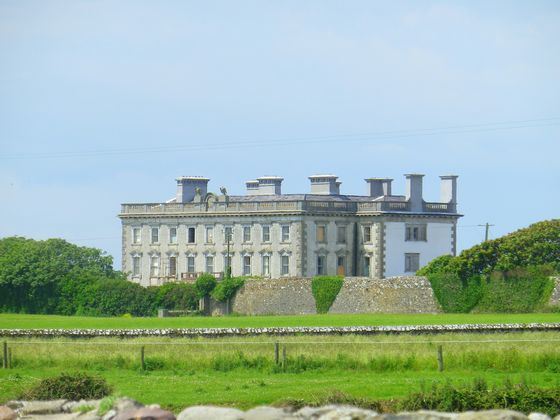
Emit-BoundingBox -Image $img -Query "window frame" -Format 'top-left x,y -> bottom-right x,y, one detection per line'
281,225 -> 290,242
363,225 -> 371,243
316,225 -> 327,243
336,225 -> 347,244
317,255 -> 326,275
186,256 -> 195,273
405,224 -> 427,242
243,255 -> 252,276
169,227 -> 178,244
281,255 -> 290,276
262,225 -> 271,243
168,256 -> 177,277
187,227 -> 196,244
132,255 -> 141,276
151,227 -> 159,244
150,255 -> 160,277
132,227 -> 141,244
243,225 -> 251,243
205,255 -> 214,273
262,255 -> 270,276
205,226 -> 214,244
404,253 -> 420,272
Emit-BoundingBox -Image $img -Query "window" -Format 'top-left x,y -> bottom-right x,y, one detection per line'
243,226 -> 251,242
169,256 -> 177,277
224,226 -> 233,243
132,227 -> 141,244
316,225 -> 326,243
205,226 -> 214,244
187,227 -> 196,243
132,256 -> 141,276
151,227 -> 159,244
317,255 -> 326,275
169,227 -> 177,244
262,225 -> 270,242
243,255 -> 251,275
363,226 -> 371,243
187,256 -> 195,273
405,253 -> 420,272
405,224 -> 427,241
337,225 -> 346,243
364,256 -> 370,276
262,255 -> 270,276
281,255 -> 290,276
205,255 -> 214,273
224,254 -> 232,272
150,255 -> 160,277
281,225 -> 290,242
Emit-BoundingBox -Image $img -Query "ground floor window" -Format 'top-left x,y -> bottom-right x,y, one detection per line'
337,256 -> 345,276
262,255 -> 270,276
243,256 -> 252,276
132,256 -> 141,276
405,253 -> 420,272
187,256 -> 195,273
169,256 -> 177,277
206,256 -> 214,273
150,255 -> 160,277
281,255 -> 289,276
364,256 -> 370,276
317,255 -> 326,275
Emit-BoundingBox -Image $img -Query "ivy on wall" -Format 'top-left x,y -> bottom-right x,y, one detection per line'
311,275 -> 344,313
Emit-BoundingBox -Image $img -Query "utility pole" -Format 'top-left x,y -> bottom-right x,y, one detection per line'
226,228 -> 232,279
478,223 -> 495,242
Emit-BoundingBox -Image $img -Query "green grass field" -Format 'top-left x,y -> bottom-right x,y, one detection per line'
1,331 -> 559,410
1,312 -> 559,329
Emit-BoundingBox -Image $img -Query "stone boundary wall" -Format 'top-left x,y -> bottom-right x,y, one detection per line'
549,277 -> 560,306
330,276 -> 440,314
2,323 -> 559,338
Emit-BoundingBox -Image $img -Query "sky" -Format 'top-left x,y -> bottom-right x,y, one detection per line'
1,0 -> 559,269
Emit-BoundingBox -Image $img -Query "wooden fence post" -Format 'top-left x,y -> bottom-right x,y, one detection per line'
8,347 -> 12,369
282,345 -> 287,371
437,345 -> 444,372
2,342 -> 7,369
274,342 -> 279,365
141,346 -> 146,371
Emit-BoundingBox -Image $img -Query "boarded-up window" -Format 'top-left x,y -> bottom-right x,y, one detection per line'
337,225 -> 346,243
316,225 -> 326,242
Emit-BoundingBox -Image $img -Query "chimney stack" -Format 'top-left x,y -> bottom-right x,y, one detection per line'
245,180 -> 259,194
440,175 -> 458,204
176,176 -> 210,203
309,175 -> 340,195
365,178 -> 392,198
252,176 -> 283,195
405,174 -> 424,212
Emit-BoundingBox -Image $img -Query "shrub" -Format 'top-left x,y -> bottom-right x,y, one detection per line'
18,372 -> 112,401
311,276 -> 344,314
400,378 -> 560,416
195,274 -> 217,298
211,277 -> 245,302
427,272 -> 483,313
155,282 -> 198,310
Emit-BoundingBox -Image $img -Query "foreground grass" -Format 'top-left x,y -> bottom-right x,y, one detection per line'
1,312 -> 559,329
1,332 -> 559,411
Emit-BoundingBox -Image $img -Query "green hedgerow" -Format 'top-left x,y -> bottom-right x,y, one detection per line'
18,372 -> 112,401
211,277 -> 245,302
311,276 -> 344,314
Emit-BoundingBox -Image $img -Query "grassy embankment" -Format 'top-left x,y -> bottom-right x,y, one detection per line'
1,331 -> 559,410
1,312 -> 560,329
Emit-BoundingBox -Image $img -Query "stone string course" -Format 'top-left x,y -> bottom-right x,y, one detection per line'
1,323 -> 560,338
2,398 -> 559,420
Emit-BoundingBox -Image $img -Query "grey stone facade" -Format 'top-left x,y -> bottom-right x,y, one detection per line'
119,174 -> 461,286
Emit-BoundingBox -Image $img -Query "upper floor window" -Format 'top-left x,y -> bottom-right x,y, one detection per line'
224,226 -> 233,243
281,225 -> 290,242
243,226 -> 251,243
151,227 -> 159,244
337,225 -> 346,244
405,253 -> 420,272
262,225 -> 271,242
132,227 -> 141,244
316,225 -> 327,243
405,224 -> 427,241
205,226 -> 214,244
132,255 -> 141,276
363,226 -> 371,243
187,227 -> 196,244
169,227 -> 178,244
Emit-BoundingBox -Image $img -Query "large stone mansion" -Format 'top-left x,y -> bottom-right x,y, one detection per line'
119,174 -> 461,286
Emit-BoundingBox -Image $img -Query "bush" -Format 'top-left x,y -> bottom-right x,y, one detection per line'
311,276 -> 344,314
400,378 -> 560,416
155,282 -> 198,310
427,272 -> 483,313
19,372 -> 112,401
195,274 -> 217,298
211,277 -> 245,302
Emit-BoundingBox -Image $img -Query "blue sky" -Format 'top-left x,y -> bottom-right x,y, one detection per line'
1,1 -> 559,269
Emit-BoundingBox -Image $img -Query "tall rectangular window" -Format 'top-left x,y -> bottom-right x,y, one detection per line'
243,226 -> 251,243
316,225 -> 326,243
364,256 -> 370,276
187,256 -> 195,273
262,225 -> 270,242
151,227 -> 159,244
205,256 -> 214,273
243,256 -> 251,275
337,225 -> 346,243
224,255 -> 232,272
317,256 -> 326,275
150,255 -> 160,277
363,226 -> 371,243
132,256 -> 141,276
405,224 -> 427,241
169,256 -> 177,277
132,227 -> 141,244
281,255 -> 289,276
187,227 -> 196,243
224,226 -> 233,243
281,225 -> 290,242
169,227 -> 177,244
405,253 -> 420,272
262,255 -> 270,276
205,226 -> 214,244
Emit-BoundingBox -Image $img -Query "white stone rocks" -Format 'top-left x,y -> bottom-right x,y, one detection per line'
176,406 -> 244,420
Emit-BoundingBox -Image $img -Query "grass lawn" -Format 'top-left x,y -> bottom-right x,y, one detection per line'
1,332 -> 559,411
1,312 -> 559,329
